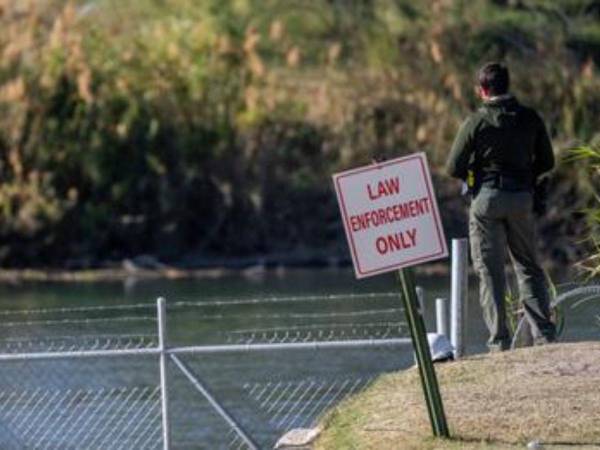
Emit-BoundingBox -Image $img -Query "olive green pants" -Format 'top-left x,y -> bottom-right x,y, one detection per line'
469,187 -> 556,350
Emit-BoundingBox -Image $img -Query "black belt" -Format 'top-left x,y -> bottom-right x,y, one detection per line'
480,174 -> 532,192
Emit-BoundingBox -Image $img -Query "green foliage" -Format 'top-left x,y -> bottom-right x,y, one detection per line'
505,272 -> 564,347
570,142 -> 600,276
504,287 -> 521,336
0,0 -> 599,265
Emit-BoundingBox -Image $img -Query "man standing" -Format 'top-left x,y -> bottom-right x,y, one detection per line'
446,62 -> 556,351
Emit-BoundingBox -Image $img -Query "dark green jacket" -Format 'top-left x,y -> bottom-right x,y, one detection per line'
445,95 -> 554,186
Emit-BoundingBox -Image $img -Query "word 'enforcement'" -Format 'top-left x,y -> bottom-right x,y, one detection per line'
350,196 -> 431,232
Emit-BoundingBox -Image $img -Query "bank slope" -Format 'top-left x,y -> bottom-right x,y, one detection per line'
316,342 -> 600,450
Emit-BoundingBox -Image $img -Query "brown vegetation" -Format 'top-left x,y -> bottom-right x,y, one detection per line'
0,0 -> 599,268
317,342 -> 600,449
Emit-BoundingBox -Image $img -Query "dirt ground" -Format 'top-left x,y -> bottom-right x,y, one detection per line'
316,342 -> 600,450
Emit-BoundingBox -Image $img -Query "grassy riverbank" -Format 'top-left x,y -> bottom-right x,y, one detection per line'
315,342 -> 600,450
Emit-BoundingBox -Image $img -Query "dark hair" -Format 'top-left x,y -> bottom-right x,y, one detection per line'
477,62 -> 510,96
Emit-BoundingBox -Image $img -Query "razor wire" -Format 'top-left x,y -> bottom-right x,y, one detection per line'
225,321 -> 407,344
0,334 -> 158,354
0,300 -> 158,353
0,292 -> 400,319
166,307 -> 404,322
0,291 -> 408,349
167,292 -> 408,347
552,283 -> 600,309
169,292 -> 400,308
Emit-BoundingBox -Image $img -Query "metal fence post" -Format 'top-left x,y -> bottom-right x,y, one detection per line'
436,298 -> 448,338
450,239 -> 468,358
157,297 -> 171,450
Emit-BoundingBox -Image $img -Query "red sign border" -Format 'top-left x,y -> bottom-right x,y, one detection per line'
333,153 -> 448,278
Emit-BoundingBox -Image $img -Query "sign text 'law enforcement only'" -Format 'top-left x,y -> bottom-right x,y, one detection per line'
333,153 -> 448,278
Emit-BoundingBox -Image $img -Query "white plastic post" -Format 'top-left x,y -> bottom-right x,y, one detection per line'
436,298 -> 448,338
157,297 -> 171,450
450,238 -> 468,358
416,286 -> 425,315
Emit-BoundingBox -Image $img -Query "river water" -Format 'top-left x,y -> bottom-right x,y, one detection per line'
0,269 -> 597,449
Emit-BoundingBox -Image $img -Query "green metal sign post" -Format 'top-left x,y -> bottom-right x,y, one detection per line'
397,268 -> 449,437
332,153 -> 451,439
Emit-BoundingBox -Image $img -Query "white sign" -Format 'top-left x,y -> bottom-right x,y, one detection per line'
333,152 -> 448,278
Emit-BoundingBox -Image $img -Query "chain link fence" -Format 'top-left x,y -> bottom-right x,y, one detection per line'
0,292 -> 414,449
